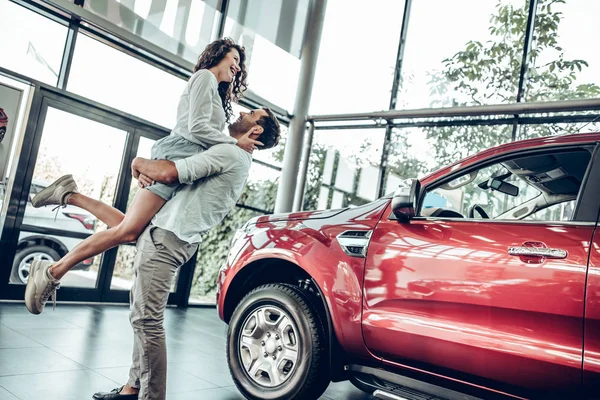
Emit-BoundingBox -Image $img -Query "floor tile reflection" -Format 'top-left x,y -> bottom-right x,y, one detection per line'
0,303 -> 372,399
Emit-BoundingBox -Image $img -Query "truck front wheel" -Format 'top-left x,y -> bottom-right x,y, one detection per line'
227,283 -> 330,400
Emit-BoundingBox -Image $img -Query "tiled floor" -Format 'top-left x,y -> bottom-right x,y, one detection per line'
0,302 -> 374,400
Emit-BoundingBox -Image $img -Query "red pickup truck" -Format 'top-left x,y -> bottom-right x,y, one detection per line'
218,132 -> 600,400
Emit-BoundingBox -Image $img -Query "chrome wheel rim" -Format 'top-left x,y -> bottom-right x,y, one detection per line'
18,252 -> 54,283
238,305 -> 300,388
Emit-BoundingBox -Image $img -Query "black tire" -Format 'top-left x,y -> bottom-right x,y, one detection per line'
11,245 -> 60,284
227,283 -> 330,400
0,127 -> 5,143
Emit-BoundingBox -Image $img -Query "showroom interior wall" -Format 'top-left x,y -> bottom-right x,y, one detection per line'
1,0 -> 600,306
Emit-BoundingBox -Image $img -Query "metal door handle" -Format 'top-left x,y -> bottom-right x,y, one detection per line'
508,246 -> 568,259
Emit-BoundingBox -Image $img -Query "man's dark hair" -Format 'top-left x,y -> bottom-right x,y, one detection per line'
256,108 -> 281,150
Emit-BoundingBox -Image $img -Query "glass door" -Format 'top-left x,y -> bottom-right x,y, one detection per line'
9,105 -> 128,290
0,87 -> 195,305
110,135 -> 181,295
110,136 -> 154,292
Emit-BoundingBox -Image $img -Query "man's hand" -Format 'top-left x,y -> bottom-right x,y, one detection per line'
132,158 -> 152,187
131,156 -> 179,185
137,173 -> 154,188
131,160 -> 141,180
236,127 -> 264,154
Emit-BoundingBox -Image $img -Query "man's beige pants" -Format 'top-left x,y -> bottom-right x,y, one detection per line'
126,225 -> 198,400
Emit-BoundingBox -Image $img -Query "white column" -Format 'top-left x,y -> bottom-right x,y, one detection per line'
274,0 -> 327,213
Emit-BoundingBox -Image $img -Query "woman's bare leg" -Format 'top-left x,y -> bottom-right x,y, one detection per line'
68,193 -> 125,228
50,190 -> 166,280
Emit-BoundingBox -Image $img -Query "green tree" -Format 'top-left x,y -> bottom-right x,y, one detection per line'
422,0 -> 600,169
386,131 -> 429,182
191,206 -> 262,300
301,144 -> 328,210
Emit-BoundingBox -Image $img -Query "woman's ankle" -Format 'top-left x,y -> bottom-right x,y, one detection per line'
66,192 -> 78,205
48,265 -> 60,280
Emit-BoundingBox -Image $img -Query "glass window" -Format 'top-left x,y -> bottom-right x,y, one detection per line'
395,124 -> 513,173
398,0 -> 525,109
10,108 -> 127,287
525,200 -> 576,221
225,0 -> 309,58
0,1 -> 68,85
519,119 -> 600,140
238,162 -> 281,212
110,136 -> 181,292
421,148 -> 592,222
83,0 -> 221,64
68,33 -> 187,128
309,0 -> 405,114
303,128 -> 385,210
189,207 -> 263,305
526,1 -> 600,102
0,77 -> 33,279
385,127 -> 435,195
424,164 -> 541,219
0,77 -> 32,186
225,21 -> 300,111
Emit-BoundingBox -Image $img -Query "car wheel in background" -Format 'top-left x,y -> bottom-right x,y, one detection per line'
0,126 -> 5,142
227,283 -> 329,400
11,245 -> 60,284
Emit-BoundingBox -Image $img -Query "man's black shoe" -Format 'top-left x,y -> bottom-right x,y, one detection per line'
92,386 -> 138,399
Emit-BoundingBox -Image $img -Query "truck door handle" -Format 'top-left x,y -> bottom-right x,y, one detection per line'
508,246 -> 568,259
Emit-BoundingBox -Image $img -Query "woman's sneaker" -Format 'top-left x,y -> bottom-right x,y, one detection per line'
31,174 -> 78,208
25,260 -> 60,315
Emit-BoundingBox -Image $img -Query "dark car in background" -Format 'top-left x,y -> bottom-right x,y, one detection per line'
1,180 -> 96,284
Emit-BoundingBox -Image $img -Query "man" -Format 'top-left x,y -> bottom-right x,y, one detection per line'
28,108 -> 280,400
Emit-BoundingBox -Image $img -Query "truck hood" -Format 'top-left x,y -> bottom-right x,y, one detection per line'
251,197 -> 392,226
253,207 -> 348,224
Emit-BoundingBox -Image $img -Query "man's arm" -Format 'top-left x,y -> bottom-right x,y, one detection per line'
131,144 -> 239,186
174,144 -> 238,184
132,158 -> 179,185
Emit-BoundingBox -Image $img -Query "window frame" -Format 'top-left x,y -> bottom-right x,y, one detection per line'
415,143 -> 600,224
524,199 -> 577,222
423,163 -> 545,220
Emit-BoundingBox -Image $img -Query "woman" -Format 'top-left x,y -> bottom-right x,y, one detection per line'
25,38 -> 261,314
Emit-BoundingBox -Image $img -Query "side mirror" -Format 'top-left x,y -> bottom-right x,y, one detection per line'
392,179 -> 420,223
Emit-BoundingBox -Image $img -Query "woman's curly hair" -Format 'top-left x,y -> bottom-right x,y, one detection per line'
193,38 -> 247,123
